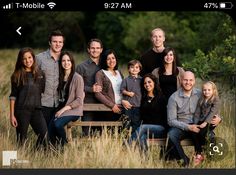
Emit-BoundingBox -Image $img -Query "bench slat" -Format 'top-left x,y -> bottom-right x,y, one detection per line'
67,121 -> 122,127
148,138 -> 193,146
83,104 -> 111,111
67,103 -> 194,147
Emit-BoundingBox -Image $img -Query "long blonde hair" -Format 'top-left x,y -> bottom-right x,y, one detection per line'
200,81 -> 219,105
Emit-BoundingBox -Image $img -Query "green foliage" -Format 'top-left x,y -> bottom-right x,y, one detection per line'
0,11 -> 235,82
183,24 -> 236,85
183,50 -> 210,79
121,12 -> 177,55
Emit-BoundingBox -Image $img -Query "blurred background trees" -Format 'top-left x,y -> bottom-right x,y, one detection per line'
0,11 -> 235,84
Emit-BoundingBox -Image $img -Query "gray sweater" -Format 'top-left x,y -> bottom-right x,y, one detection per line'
194,96 -> 220,124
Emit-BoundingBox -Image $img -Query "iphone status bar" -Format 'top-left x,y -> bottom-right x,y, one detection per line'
0,0 -> 235,11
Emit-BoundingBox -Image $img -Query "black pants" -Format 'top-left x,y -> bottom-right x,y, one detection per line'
42,106 -> 58,127
15,109 -> 48,148
191,122 -> 215,154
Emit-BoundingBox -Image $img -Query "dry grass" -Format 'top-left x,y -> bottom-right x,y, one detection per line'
0,49 -> 235,169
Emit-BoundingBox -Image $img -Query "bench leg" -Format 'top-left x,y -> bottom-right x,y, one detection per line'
67,126 -> 72,142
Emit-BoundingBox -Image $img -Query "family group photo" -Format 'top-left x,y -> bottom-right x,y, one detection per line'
0,11 -> 235,169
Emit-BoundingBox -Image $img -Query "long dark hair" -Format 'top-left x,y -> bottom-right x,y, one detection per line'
58,51 -> 75,93
141,73 -> 162,99
159,47 -> 179,76
100,49 -> 119,70
11,47 -> 39,86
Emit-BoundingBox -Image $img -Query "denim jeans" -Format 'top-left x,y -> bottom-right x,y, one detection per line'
124,107 -> 141,134
130,124 -> 166,152
166,127 -> 190,165
49,115 -> 80,146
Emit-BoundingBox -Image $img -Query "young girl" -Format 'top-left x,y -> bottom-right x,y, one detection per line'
192,81 -> 221,165
9,47 -> 47,148
48,51 -> 84,146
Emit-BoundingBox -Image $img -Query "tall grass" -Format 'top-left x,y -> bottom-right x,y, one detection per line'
0,49 -> 235,168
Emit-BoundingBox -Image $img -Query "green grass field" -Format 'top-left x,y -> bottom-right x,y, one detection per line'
0,49 -> 235,168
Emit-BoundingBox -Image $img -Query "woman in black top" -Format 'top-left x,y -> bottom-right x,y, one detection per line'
152,47 -> 184,101
9,47 -> 47,148
129,73 -> 167,152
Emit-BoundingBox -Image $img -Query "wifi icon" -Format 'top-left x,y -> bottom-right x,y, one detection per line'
47,2 -> 56,9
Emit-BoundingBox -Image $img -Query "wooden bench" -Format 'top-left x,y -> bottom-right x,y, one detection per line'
66,103 -> 194,147
66,103 -> 123,141
148,138 -> 193,147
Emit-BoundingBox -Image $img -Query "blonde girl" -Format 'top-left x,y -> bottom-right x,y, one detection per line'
192,81 -> 221,166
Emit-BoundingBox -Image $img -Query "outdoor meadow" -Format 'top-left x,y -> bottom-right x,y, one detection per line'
0,49 -> 235,169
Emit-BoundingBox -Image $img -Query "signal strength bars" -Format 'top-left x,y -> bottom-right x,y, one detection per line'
2,3 -> 13,9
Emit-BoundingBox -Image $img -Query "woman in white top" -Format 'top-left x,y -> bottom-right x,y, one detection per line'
95,49 -> 123,121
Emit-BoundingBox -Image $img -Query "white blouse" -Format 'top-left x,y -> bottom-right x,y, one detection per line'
103,70 -> 123,104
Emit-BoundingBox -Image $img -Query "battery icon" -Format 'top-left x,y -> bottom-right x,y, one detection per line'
219,2 -> 233,9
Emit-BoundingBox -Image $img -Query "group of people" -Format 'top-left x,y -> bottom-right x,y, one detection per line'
9,28 -> 222,167
10,30 -> 85,148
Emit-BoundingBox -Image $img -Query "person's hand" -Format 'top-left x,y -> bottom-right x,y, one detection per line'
93,83 -> 102,93
121,100 -> 132,110
211,115 -> 222,127
127,91 -> 135,97
112,104 -> 121,114
55,106 -> 71,117
199,122 -> 207,128
55,109 -> 65,118
188,124 -> 200,133
10,115 -> 18,127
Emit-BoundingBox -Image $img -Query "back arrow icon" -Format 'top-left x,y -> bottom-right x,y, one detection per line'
16,27 -> 21,35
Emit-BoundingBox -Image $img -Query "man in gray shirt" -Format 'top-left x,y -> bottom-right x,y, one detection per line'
36,30 -> 65,126
76,38 -> 103,136
166,71 -> 221,167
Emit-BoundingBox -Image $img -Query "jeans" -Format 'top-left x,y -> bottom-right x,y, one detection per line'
130,124 -> 166,152
124,107 -> 141,134
49,115 -> 80,146
166,127 -> 190,165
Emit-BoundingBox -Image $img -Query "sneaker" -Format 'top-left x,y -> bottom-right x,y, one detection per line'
193,154 -> 204,166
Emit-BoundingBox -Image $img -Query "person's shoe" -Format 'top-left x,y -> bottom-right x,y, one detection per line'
183,156 -> 190,168
193,154 -> 204,166
177,157 -> 190,168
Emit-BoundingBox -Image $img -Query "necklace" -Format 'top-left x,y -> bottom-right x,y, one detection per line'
147,96 -> 154,103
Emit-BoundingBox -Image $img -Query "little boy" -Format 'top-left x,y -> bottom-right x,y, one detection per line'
121,60 -> 142,133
